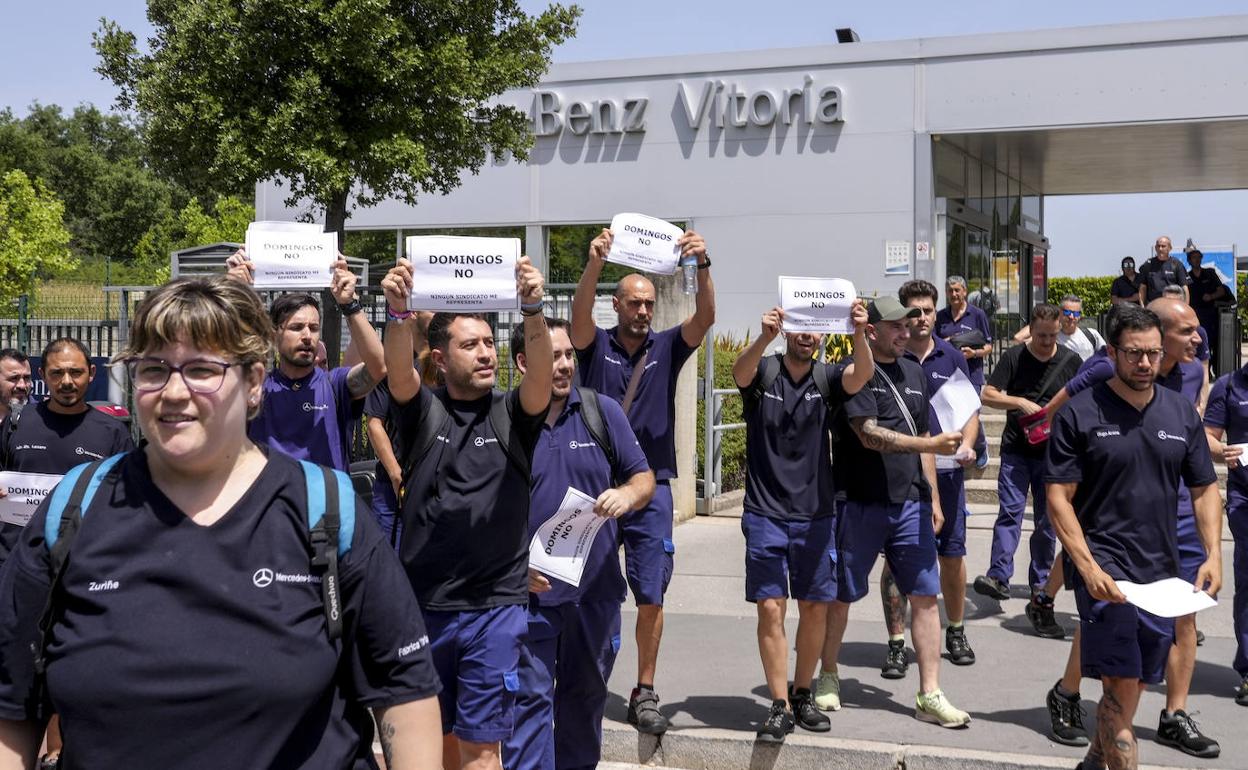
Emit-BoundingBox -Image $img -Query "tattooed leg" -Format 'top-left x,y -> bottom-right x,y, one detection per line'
1094,676 -> 1143,770
880,565 -> 908,638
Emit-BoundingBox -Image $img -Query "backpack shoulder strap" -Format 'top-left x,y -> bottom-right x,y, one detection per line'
402,391 -> 450,486
575,387 -> 619,484
812,361 -> 833,403
489,392 -> 531,480
746,354 -> 783,412
1081,327 -> 1097,349
299,460 -> 355,642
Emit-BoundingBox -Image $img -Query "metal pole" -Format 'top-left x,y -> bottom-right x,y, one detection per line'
701,325 -> 715,513
17,295 -> 28,354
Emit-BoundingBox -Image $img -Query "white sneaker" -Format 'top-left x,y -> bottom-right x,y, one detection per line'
813,670 -> 841,711
915,689 -> 970,728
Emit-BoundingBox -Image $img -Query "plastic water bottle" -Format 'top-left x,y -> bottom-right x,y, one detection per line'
680,254 -> 698,295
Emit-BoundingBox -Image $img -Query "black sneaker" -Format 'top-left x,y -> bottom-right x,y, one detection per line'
881,638 -> 908,679
1196,628 -> 1206,646
945,625 -> 976,665
973,575 -> 1010,601
1156,709 -> 1220,758
1025,596 -> 1065,639
1045,681 -> 1089,747
789,686 -> 831,732
627,687 -> 670,735
1237,678 -> 1248,707
755,699 -> 794,744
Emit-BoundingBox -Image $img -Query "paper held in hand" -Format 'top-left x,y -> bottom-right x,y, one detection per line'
605,213 -> 684,275
1115,576 -> 1218,618
778,276 -> 856,334
0,471 -> 64,527
245,221 -> 337,289
406,236 -> 520,312
528,487 -> 610,588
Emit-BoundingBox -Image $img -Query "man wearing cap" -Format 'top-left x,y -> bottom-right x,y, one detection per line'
818,296 -> 969,728
974,304 -> 1081,605
1111,258 -> 1142,306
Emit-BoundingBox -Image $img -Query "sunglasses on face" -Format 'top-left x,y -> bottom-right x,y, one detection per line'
1061,309 -> 1082,319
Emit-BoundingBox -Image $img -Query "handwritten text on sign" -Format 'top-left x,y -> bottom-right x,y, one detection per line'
605,213 -> 684,275
406,236 -> 520,312
778,276 -> 856,334
246,221 -> 337,289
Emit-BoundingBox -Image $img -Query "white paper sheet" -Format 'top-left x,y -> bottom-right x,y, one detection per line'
528,487 -> 608,588
0,471 -> 64,527
605,213 -> 684,275
406,236 -> 520,312
778,276 -> 856,334
245,221 -> 337,289
1116,577 -> 1218,618
1227,443 -> 1248,470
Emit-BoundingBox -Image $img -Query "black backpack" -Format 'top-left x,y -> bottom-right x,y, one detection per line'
746,353 -> 835,412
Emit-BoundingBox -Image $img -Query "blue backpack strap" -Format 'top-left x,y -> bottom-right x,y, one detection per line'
299,460 -> 354,641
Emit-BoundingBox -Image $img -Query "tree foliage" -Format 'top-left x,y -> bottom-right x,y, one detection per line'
0,170 -> 77,302
95,0 -> 581,238
133,195 -> 255,283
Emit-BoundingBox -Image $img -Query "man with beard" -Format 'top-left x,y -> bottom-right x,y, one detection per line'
731,299 -> 872,742
878,280 -> 981,678
227,250 -> 386,471
819,297 -> 968,728
1047,306 -> 1221,770
0,350 -> 32,421
570,227 -> 714,734
503,317 -> 654,770
382,256 -> 552,770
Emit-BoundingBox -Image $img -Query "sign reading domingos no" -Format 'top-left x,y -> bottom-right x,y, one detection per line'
531,74 -> 844,137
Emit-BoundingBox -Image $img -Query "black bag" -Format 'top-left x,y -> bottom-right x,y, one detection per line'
947,329 -> 988,349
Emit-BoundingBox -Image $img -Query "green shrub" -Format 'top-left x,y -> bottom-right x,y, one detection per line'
696,335 -> 748,492
1047,276 -> 1115,316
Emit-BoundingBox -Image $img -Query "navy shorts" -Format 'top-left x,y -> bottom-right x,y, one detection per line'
742,510 -> 837,603
1176,487 -> 1207,585
424,604 -> 526,743
1074,581 -> 1174,685
935,468 -> 968,558
837,499 -> 940,602
621,481 -> 674,606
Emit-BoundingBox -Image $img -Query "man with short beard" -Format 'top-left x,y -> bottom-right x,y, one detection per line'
1047,307 -> 1221,770
382,255 -> 552,770
730,299 -> 872,742
0,349 -> 32,420
570,227 -> 714,734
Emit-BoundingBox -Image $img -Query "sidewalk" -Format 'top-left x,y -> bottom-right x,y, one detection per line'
602,510 -> 1244,770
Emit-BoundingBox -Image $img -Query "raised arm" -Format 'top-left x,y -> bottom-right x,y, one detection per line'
381,260 -> 422,406
838,300 -> 874,395
516,257 -> 552,418
679,230 -> 715,348
374,698 -> 443,770
330,257 -> 385,398
571,229 -> 610,350
224,247 -> 255,284
732,307 -> 782,389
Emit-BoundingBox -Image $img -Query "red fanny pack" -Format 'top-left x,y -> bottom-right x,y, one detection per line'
1018,407 -> 1051,445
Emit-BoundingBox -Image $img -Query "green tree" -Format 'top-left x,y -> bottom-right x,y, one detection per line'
0,170 -> 78,301
133,195 -> 254,283
94,0 -> 581,244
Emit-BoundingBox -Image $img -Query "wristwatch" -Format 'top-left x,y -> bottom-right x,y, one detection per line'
697,254 -> 712,270
338,298 -> 363,317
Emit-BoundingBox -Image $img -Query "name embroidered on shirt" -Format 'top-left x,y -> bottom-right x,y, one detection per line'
398,636 -> 431,657
1095,429 -> 1121,438
88,580 -> 119,592
763,392 -> 784,402
604,355 -> 623,366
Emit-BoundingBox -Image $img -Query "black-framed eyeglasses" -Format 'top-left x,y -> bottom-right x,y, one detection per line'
1118,347 -> 1163,364
126,357 -> 236,394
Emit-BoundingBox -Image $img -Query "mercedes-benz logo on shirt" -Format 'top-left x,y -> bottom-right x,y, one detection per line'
474,437 -> 486,447
253,568 -> 274,588
302,402 -> 312,412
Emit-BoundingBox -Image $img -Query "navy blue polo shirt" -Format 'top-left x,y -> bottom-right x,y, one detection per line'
987,344 -> 1081,458
575,325 -> 698,481
1204,367 -> 1248,496
835,358 -> 931,504
904,337 -> 972,433
935,304 -> 993,387
250,366 -> 363,472
529,388 -> 649,606
0,451 -> 440,769
0,403 -> 134,568
740,358 -> 846,520
1047,383 -> 1216,583
391,386 -> 546,612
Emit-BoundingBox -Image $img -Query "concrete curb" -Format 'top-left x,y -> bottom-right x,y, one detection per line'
601,721 -> 1194,770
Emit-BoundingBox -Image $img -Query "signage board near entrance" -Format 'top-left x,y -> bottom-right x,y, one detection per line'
884,241 -> 911,276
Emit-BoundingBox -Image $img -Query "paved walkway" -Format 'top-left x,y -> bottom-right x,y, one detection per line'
602,510 -> 1244,770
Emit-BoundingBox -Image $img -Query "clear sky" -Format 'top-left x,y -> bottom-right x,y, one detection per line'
3,0 -> 1245,277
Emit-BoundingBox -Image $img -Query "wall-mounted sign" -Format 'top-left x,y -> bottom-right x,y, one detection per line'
884,241 -> 911,276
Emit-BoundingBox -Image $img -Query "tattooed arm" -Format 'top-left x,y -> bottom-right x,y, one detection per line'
374,698 -> 442,770
850,417 -> 959,455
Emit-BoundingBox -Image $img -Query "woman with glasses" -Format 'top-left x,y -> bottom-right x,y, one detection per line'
0,276 -> 442,769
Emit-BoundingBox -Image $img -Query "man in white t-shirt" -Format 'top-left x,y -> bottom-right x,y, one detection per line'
1013,295 -> 1105,362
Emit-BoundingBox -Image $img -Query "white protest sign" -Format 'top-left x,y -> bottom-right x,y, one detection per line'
931,368 -> 982,470
778,276 -> 856,334
0,472 -> 64,527
528,487 -> 609,588
245,221 -> 337,289
605,213 -> 684,275
406,236 -> 520,312
1229,443 -> 1248,470
1116,577 -> 1217,618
